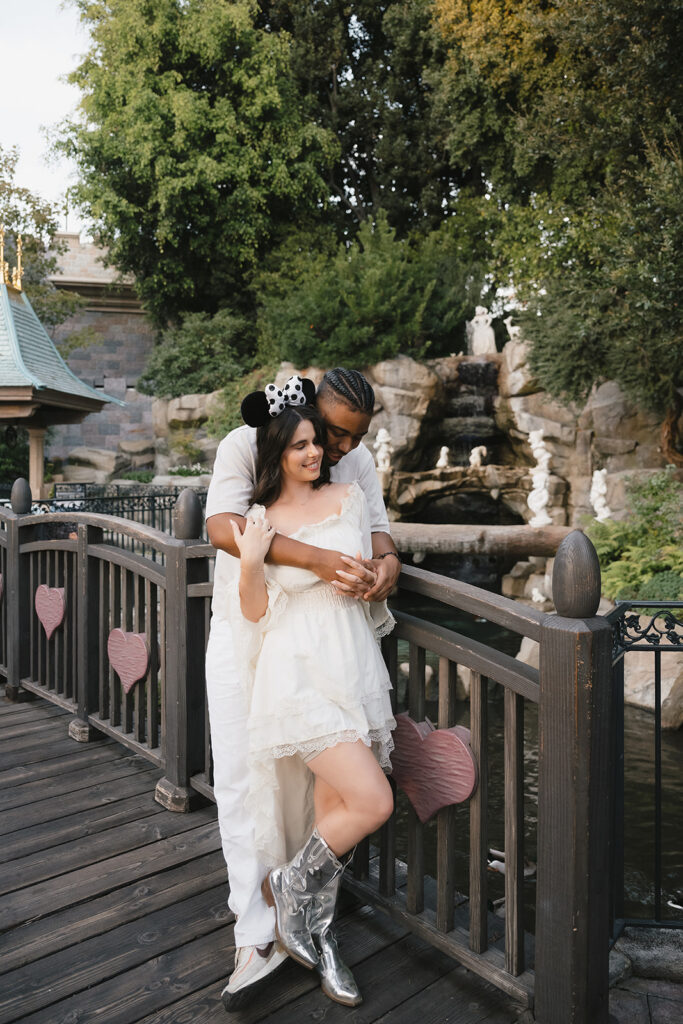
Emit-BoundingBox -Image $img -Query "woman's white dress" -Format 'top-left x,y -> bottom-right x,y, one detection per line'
229,482 -> 396,867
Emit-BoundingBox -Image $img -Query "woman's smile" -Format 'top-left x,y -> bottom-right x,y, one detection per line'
281,420 -> 324,481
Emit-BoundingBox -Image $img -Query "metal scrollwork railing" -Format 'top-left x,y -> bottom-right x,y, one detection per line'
610,601 -> 683,656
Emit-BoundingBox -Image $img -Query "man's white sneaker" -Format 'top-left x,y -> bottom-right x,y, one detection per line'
221,941 -> 289,1010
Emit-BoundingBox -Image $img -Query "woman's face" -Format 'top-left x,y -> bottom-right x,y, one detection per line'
280,419 -> 324,484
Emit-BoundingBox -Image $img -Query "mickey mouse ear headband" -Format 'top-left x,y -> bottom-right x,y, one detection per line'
241,374 -> 317,428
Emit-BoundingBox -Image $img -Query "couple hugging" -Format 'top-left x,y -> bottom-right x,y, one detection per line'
205,367 -> 401,1010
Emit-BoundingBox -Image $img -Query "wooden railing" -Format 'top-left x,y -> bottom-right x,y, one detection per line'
0,479 -> 613,1024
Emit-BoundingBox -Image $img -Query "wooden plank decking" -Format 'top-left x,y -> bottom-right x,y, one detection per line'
0,689 -> 528,1024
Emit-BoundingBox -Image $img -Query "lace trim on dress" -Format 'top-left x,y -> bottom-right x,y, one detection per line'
269,725 -> 395,769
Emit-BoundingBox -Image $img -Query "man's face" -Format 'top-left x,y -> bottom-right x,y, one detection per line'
316,394 -> 371,465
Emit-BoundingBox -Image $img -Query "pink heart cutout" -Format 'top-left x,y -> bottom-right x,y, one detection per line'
34,585 -> 66,640
107,629 -> 150,695
390,713 -> 478,823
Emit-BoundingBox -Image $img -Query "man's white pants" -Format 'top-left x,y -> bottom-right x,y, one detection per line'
205,616 -> 276,947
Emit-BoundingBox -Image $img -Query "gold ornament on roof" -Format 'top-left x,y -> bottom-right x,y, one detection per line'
0,226 -> 24,290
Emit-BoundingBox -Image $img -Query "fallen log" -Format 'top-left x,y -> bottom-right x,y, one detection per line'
390,523 -> 574,559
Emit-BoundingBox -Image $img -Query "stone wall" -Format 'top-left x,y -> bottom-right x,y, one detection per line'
495,339 -> 670,525
47,311 -> 157,461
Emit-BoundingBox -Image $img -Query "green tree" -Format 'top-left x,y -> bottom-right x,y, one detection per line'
522,140 -> 683,457
0,144 -> 82,330
58,0 -> 335,328
259,0 -> 460,239
433,0 -> 683,205
432,1 -> 683,458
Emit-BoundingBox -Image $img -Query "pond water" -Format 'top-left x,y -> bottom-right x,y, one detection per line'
390,590 -> 683,932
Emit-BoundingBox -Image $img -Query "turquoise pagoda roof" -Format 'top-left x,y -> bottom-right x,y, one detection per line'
0,281 -> 124,415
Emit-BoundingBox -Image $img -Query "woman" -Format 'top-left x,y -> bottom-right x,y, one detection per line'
229,382 -> 396,1006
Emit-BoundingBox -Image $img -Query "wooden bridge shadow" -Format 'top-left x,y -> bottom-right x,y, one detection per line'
0,688 -> 526,1024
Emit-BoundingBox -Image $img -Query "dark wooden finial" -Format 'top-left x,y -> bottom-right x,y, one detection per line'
552,530 -> 601,618
173,488 -> 203,539
10,478 -> 32,514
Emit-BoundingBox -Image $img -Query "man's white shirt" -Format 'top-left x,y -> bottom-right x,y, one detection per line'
206,425 -> 390,621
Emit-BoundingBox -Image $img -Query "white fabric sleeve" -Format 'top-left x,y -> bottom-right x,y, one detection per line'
357,486 -> 396,638
227,574 -> 288,691
205,427 -> 257,520
354,444 -> 390,534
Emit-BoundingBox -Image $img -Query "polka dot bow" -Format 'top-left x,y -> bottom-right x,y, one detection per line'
264,375 -> 308,417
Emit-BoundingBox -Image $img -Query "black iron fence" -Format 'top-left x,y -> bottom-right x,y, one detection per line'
0,482 -> 616,1023
608,601 -> 683,935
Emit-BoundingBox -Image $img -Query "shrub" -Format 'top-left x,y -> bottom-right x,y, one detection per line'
258,214 -> 435,367
137,309 -> 252,399
118,470 -> 155,484
586,467 -> 683,600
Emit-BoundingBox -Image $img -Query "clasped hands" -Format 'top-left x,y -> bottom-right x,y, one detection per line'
324,549 -> 399,603
231,511 -> 396,602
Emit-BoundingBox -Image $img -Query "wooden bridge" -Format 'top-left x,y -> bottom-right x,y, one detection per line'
0,482 -> 615,1023
0,688 -> 529,1023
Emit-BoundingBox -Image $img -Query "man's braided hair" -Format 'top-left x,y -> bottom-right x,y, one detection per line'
318,367 -> 375,414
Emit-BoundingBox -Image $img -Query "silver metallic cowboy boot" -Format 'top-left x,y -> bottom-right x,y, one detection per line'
261,828 -> 344,970
310,848 -> 362,1006
314,928 -> 363,1007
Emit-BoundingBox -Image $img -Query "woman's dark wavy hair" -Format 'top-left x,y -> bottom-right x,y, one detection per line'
251,405 -> 330,508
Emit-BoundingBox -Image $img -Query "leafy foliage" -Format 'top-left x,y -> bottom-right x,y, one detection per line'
258,214 -> 431,366
59,0 -> 335,327
432,1 -> 683,437
522,140 -> 683,417
137,309 -> 252,398
0,145 -> 82,331
258,213 -> 486,367
0,427 -> 29,487
586,468 -> 683,600
433,0 -> 683,206
258,0 -> 459,238
118,470 -> 155,483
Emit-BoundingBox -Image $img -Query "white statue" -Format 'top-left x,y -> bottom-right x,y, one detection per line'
469,445 -> 487,468
503,315 -> 521,341
373,428 -> 394,472
590,469 -> 612,522
527,429 -> 553,526
436,446 -> 450,469
466,306 -> 497,356
531,587 -> 546,604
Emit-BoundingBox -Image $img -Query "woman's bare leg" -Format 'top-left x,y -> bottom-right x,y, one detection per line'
313,775 -> 343,823
307,740 -> 394,857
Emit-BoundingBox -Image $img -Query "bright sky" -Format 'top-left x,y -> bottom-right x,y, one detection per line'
2,0 -> 89,234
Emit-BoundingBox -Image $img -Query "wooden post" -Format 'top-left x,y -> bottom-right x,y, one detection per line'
27,428 -> 46,500
5,479 -> 32,702
155,489 -> 206,812
535,531 -> 613,1024
69,523 -> 104,742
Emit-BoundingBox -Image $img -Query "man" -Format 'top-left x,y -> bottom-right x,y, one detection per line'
205,367 -> 400,1007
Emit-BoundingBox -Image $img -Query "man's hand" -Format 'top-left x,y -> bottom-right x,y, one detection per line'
360,553 -> 401,602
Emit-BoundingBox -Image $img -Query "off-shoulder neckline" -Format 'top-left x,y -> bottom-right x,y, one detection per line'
254,481 -> 361,540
